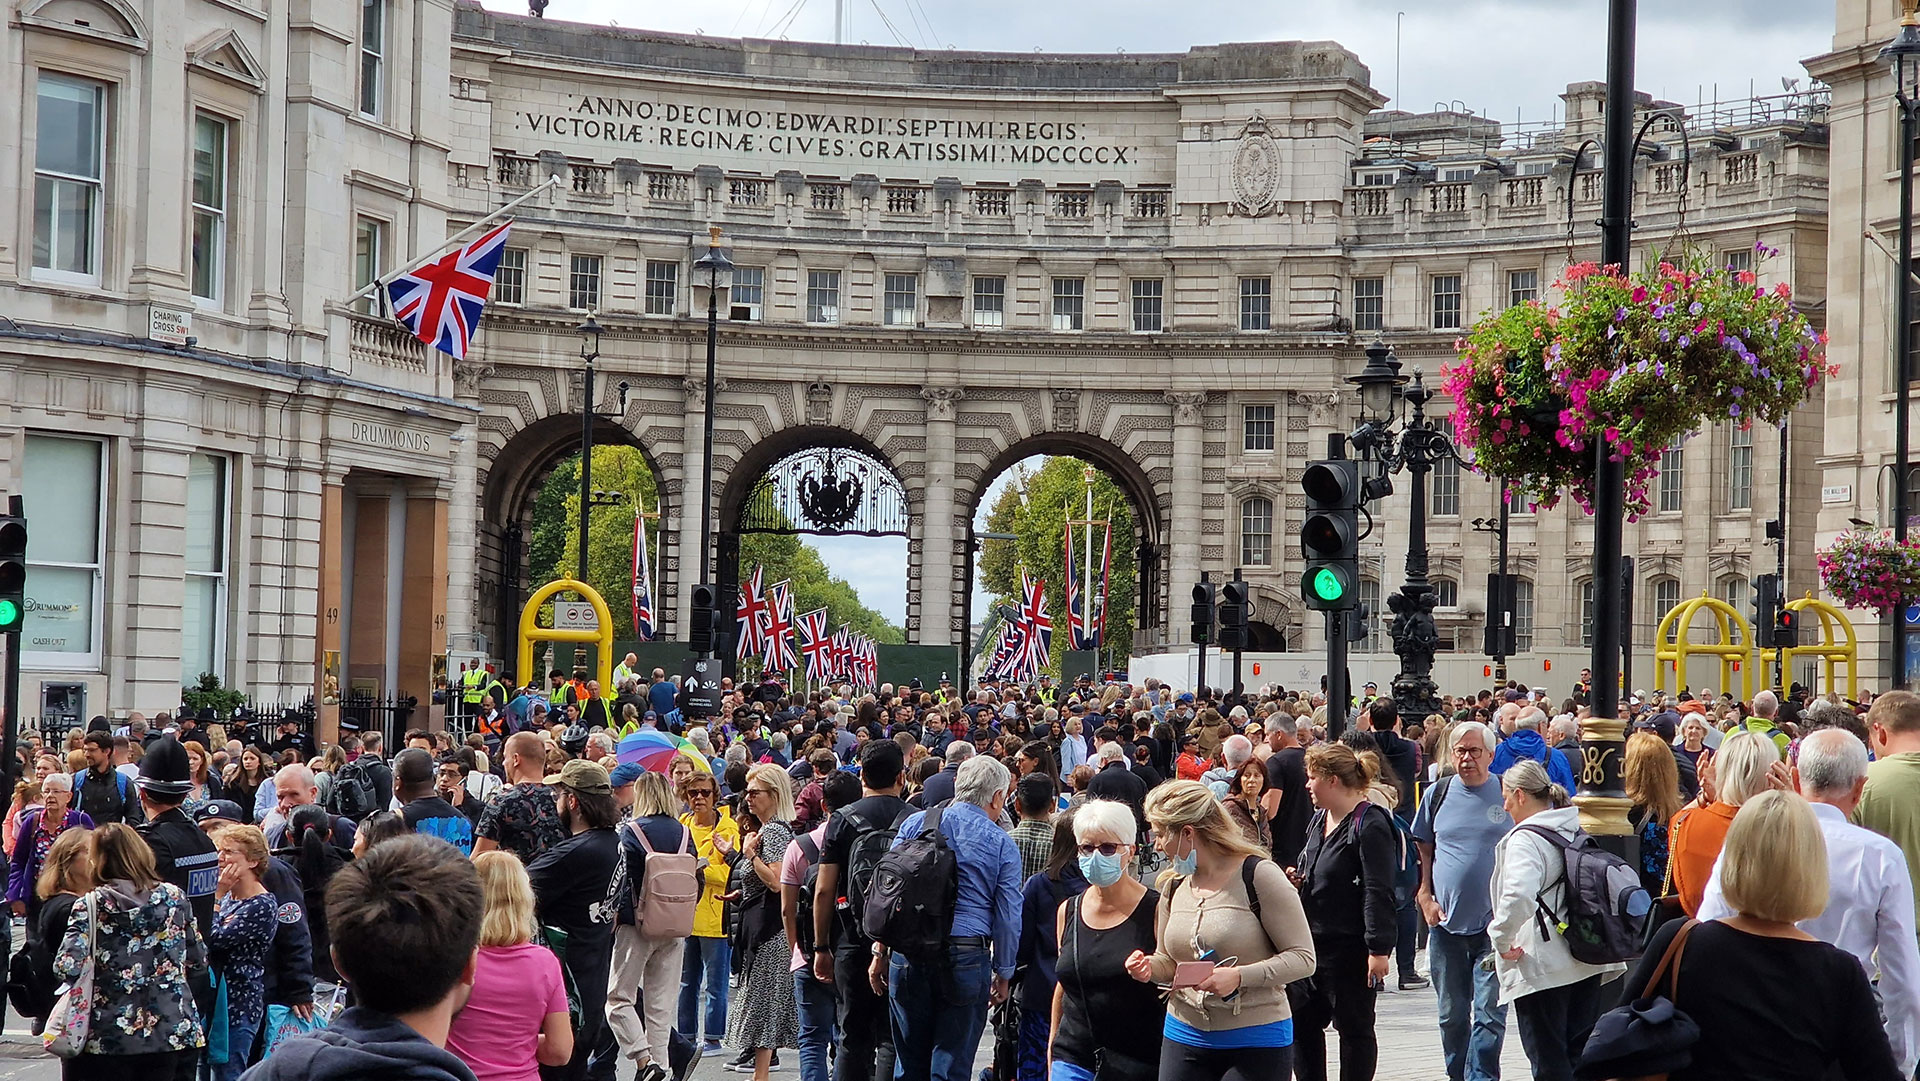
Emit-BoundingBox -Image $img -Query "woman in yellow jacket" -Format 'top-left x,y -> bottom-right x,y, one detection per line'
678,769 -> 740,1054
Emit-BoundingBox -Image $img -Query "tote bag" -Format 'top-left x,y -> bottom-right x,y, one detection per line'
41,893 -> 97,1059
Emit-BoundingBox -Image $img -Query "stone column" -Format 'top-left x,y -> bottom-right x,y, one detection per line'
315,477 -> 347,746
1165,391 -> 1209,611
445,362 -> 489,652
399,486 -> 450,728
123,437 -> 193,712
918,388 -> 964,646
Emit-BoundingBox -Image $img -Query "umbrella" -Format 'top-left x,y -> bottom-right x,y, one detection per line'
616,730 -> 712,773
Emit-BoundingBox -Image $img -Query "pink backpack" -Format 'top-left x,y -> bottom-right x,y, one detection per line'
631,822 -> 700,939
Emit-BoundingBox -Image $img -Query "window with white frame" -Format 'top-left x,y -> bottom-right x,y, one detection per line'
22,435 -> 104,666
1659,434 -> 1685,513
190,114 -> 227,304
359,0 -> 385,117
1729,424 -> 1753,510
33,74 -> 106,282
972,276 -> 1005,328
807,270 -> 841,324
568,254 -> 601,311
1721,577 -> 1749,645
1724,248 -> 1753,275
1578,579 -> 1596,647
182,454 -> 229,684
1131,279 -> 1164,333
353,218 -> 384,314
1241,497 -> 1273,566
1431,274 -> 1463,330
728,266 -> 764,321
1243,405 -> 1276,452
1353,277 -> 1384,331
884,274 -> 918,326
494,248 -> 527,305
1653,577 -> 1683,642
1240,277 -> 1272,331
1052,278 -> 1085,331
643,260 -> 677,316
1359,580 -> 1386,652
1514,578 -> 1536,651
1431,454 -> 1461,515
1508,269 -> 1539,308
1433,577 -> 1459,607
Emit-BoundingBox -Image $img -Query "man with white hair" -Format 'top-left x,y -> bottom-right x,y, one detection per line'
1489,705 -> 1576,792
1743,689 -> 1792,753
917,740 -> 974,808
260,763 -> 360,850
1698,728 -> 1919,1076
872,755 -> 1021,1081
1203,734 -> 1254,799
1087,740 -> 1150,836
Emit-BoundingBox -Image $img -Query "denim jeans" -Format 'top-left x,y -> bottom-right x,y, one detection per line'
887,943 -> 994,1081
795,968 -> 840,1081
677,935 -> 731,1043
211,1015 -> 260,1081
1428,926 -> 1507,1081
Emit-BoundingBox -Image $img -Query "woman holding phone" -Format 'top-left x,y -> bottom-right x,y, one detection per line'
1123,780 -> 1315,1081
1050,799 -> 1163,1081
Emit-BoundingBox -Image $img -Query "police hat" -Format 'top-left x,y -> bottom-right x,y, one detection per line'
137,735 -> 195,798
191,799 -> 247,826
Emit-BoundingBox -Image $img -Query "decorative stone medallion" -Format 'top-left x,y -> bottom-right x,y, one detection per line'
1232,114 -> 1281,217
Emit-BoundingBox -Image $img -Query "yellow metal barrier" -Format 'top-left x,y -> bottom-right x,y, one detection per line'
519,579 -> 615,694
1760,593 -> 1859,700
1653,592 -> 1752,702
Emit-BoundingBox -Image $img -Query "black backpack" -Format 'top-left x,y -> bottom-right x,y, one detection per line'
794,833 -> 823,955
839,807 -> 905,930
328,759 -> 379,821
1518,823 -> 1650,966
861,806 -> 958,960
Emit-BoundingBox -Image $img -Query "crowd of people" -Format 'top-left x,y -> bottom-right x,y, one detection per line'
7,662 -> 1920,1081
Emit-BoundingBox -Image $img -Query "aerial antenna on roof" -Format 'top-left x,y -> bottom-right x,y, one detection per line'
527,0 -> 546,17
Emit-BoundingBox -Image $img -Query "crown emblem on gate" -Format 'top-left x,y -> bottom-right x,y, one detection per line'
798,450 -> 865,531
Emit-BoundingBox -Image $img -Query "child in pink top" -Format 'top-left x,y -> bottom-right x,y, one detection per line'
448,941 -> 570,1081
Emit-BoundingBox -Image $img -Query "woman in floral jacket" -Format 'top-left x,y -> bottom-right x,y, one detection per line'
54,822 -> 206,1081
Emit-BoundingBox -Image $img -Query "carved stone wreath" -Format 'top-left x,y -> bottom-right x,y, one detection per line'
1231,115 -> 1281,217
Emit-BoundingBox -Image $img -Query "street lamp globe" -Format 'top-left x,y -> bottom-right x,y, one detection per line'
1883,0 -> 1920,94
1348,337 -> 1407,423
576,313 -> 603,361
694,225 -> 735,288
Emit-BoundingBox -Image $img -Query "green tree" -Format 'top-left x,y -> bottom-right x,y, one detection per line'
977,456 -> 1137,674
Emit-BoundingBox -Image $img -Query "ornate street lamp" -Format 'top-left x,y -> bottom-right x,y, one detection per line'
693,227 -> 734,586
575,313 -> 603,597
1883,0 -> 1920,686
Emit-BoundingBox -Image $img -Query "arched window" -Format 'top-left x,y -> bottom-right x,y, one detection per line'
1432,577 -> 1458,607
1720,576 -> 1749,645
1240,497 -> 1273,567
1654,577 -> 1683,642
1359,578 -> 1386,652
1578,579 -> 1595,647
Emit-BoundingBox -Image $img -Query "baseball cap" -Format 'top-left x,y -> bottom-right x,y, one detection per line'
608,762 -> 644,789
544,759 -> 613,796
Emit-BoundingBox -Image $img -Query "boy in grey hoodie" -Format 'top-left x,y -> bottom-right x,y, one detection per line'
241,835 -> 482,1081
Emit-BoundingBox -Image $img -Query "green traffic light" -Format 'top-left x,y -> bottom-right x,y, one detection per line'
1310,568 -> 1347,603
0,598 -> 18,631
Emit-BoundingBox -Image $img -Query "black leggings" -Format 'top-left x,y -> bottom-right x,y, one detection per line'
1157,1039 -> 1294,1081
1289,939 -> 1379,1081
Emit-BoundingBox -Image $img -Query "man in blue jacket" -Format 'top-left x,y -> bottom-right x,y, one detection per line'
1489,707 -> 1577,793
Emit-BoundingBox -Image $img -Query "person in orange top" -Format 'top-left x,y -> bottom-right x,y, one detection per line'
1174,731 -> 1207,781
1666,729 -> 1789,914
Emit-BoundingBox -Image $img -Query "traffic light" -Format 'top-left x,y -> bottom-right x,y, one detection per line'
689,583 -> 718,655
1773,606 -> 1799,649
1218,580 -> 1251,652
1483,572 -> 1517,657
1345,604 -> 1371,645
1190,582 -> 1216,645
1300,459 -> 1360,611
1752,573 -> 1779,647
0,513 -> 23,635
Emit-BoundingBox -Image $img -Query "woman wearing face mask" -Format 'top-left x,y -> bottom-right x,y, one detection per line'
1050,799 -> 1165,1081
1124,780 -> 1315,1081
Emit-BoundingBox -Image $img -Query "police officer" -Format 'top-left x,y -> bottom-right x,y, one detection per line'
460,661 -> 487,728
135,735 -> 220,938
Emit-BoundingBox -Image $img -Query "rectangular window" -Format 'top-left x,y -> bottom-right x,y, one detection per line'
1353,277 -> 1384,332
1243,405 -> 1276,452
190,114 -> 227,303
729,266 -> 764,321
1579,580 -> 1596,647
1724,248 -> 1753,275
1359,580 -> 1385,652
33,74 -> 106,281
1514,579 -> 1536,652
1722,578 -> 1749,646
1131,279 -> 1163,333
1656,579 -> 1682,642
22,435 -> 104,666
883,273 -> 918,327
1052,277 -> 1085,331
360,0 -> 384,117
1729,425 -> 1753,510
1431,274 -> 1463,330
1241,498 -> 1273,567
182,454 -> 229,684
568,253 -> 601,311
1431,454 -> 1461,515
1239,277 -> 1272,331
493,248 -> 527,305
644,260 -> 677,316
972,276 -> 1005,328
807,270 -> 840,324
1507,269 -> 1538,309
353,218 -> 383,315
1659,434 -> 1685,512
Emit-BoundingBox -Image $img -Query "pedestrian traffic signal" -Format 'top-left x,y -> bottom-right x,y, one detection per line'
1752,573 -> 1779,647
690,583 -> 718,655
1483,572 -> 1517,658
1300,459 -> 1360,611
0,514 -> 24,635
1773,606 -> 1798,649
1190,581 -> 1216,645
1218,580 -> 1251,652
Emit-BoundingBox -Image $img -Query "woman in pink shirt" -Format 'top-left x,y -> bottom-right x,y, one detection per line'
449,850 -> 575,1081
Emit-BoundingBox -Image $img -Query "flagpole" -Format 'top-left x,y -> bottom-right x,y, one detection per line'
344,174 -> 562,306
1083,470 -> 1094,654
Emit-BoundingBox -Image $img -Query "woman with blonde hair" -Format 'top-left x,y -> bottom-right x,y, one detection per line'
607,772 -> 690,1080
448,850 -> 574,1081
724,763 -> 799,1081
1615,792 -> 1901,1081
1124,780 -> 1315,1080
1668,729 -> 1786,915
24,827 -> 90,1031
1624,732 -> 1684,895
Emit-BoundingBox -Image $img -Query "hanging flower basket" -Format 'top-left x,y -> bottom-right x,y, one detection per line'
1818,529 -> 1920,615
1443,244 -> 1830,519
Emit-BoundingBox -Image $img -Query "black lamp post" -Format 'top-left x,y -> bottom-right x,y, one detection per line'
576,314 -> 603,594
693,227 -> 733,588
1348,338 -> 1451,731
1884,1 -> 1920,688
1471,500 -> 1511,684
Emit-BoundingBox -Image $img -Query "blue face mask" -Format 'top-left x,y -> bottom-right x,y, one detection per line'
1170,834 -> 1199,876
1078,851 -> 1126,887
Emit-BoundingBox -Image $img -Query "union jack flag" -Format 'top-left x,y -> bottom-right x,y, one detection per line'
762,581 -> 798,673
631,514 -> 654,640
1065,520 -> 1091,651
797,608 -> 833,686
736,566 -> 770,663
832,625 -> 853,682
1013,571 -> 1052,682
983,615 -> 1021,682
1089,521 -> 1112,651
854,634 -> 877,689
384,221 -> 514,361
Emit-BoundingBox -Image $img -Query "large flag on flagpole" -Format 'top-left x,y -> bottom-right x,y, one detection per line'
797,608 -> 833,686
1013,571 -> 1052,682
1090,515 -> 1112,651
384,221 -> 514,360
1064,516 -> 1091,651
762,581 -> 798,673
736,565 -> 770,663
631,511 -> 654,641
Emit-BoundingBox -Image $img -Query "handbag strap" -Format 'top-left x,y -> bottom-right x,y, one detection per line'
1639,918 -> 1698,1001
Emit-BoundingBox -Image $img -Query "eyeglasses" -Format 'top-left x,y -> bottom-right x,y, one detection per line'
1454,746 -> 1489,759
686,789 -> 716,800
745,787 -> 775,797
1076,842 -> 1126,857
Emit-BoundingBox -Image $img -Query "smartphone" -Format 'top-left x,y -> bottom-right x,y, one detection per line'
1171,961 -> 1216,989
